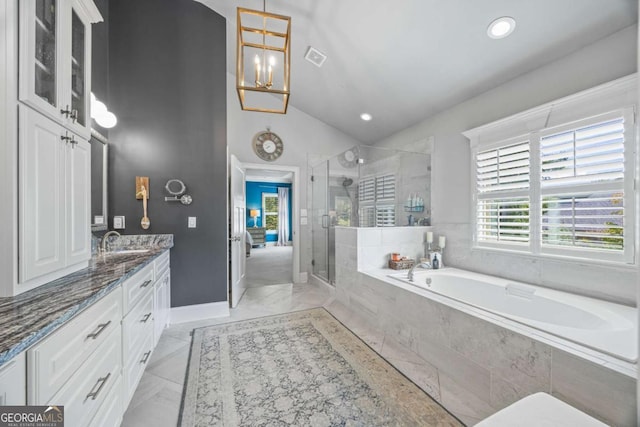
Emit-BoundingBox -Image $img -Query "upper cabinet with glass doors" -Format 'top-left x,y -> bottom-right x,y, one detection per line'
19,0 -> 102,140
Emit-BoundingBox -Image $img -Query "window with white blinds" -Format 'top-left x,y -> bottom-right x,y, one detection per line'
539,116 -> 628,258
471,107 -> 635,264
477,142 -> 530,193
540,117 -> 624,187
358,174 -> 396,227
476,141 -> 530,245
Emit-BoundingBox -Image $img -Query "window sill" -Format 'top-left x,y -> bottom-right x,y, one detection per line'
471,245 -> 638,271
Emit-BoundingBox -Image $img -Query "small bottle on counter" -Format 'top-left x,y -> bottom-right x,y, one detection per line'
432,253 -> 440,270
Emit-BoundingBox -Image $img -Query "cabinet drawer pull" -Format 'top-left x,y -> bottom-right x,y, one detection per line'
140,280 -> 152,288
140,351 -> 151,364
141,313 -> 152,323
85,373 -> 111,401
86,321 -> 112,340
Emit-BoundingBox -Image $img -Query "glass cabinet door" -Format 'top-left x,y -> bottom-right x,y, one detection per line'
20,0 -> 97,139
21,0 -> 63,118
70,8 -> 86,129
35,0 -> 57,107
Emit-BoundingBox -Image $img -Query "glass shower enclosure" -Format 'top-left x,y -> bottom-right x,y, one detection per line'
311,145 -> 432,284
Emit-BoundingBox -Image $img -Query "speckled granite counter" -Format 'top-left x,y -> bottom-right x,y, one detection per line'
0,235 -> 173,367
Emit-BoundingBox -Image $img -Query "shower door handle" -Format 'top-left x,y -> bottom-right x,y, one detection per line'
321,215 -> 329,229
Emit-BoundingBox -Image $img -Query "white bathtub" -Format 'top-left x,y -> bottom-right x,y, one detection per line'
388,268 -> 637,362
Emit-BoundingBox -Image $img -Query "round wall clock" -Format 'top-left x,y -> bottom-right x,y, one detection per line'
252,131 -> 284,162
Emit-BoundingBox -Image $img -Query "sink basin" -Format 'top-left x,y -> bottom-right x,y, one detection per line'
106,249 -> 151,255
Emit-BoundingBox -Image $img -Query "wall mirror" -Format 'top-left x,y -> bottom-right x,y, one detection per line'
91,129 -> 108,231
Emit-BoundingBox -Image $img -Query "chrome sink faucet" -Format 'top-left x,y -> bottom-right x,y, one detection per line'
101,230 -> 121,253
407,261 -> 431,282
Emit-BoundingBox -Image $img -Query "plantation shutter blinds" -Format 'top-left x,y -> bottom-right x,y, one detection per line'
540,116 -> 626,253
476,141 -> 530,244
358,174 -> 396,227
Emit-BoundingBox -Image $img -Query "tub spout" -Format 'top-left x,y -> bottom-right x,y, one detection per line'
407,261 -> 431,282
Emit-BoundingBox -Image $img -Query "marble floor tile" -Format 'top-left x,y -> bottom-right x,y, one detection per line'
122,374 -> 183,427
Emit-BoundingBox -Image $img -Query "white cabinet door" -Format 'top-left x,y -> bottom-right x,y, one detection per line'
19,0 -> 100,139
0,353 -> 26,406
154,270 -> 170,345
19,0 -> 65,125
63,0 -> 93,139
66,134 -> 91,265
19,105 -> 66,282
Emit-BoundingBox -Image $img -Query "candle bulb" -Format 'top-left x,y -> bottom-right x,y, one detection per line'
268,65 -> 273,86
439,236 -> 446,248
426,231 -> 433,243
254,55 -> 260,85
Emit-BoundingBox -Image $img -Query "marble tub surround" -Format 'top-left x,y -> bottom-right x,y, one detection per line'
333,228 -> 637,426
333,226 -> 432,271
0,243 -> 173,368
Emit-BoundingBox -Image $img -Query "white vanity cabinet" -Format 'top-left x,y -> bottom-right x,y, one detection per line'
121,262 -> 156,402
19,0 -> 101,140
19,105 -> 91,284
154,251 -> 171,345
27,288 -> 123,426
0,353 -> 26,405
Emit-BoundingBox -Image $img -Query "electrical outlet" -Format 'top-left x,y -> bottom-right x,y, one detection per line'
113,216 -> 125,229
188,217 -> 197,228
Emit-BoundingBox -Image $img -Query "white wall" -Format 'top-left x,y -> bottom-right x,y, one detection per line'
374,25 -> 639,305
226,73 -> 361,279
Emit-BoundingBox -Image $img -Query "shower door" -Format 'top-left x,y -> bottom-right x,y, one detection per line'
311,162 -> 330,283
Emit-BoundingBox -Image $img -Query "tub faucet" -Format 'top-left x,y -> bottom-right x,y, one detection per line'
101,230 -> 121,253
407,261 -> 431,282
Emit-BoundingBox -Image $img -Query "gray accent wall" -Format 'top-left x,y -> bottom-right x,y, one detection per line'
108,0 -> 228,306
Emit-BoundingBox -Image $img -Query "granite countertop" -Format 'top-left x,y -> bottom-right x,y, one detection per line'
0,235 -> 173,367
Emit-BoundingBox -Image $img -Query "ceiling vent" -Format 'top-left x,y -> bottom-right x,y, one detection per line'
304,46 -> 327,67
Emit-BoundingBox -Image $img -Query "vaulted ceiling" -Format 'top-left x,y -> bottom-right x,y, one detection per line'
197,0 -> 638,143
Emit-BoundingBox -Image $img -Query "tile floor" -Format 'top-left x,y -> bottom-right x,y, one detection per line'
245,246 -> 293,287
121,280 -> 470,426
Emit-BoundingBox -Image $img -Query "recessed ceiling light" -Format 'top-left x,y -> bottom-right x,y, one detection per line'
487,16 -> 516,39
360,113 -> 372,121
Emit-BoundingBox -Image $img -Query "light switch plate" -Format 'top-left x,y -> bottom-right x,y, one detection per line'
113,216 -> 125,229
300,217 -> 308,225
188,217 -> 197,228
300,208 -> 308,217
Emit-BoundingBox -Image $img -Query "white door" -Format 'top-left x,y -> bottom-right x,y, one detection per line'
66,134 -> 91,266
19,105 -> 66,282
229,155 -> 246,307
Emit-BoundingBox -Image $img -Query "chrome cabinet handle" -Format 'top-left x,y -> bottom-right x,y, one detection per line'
60,105 -> 73,118
140,279 -> 152,288
85,373 -> 111,401
140,351 -> 151,364
70,109 -> 78,122
141,313 -> 152,323
86,321 -> 111,340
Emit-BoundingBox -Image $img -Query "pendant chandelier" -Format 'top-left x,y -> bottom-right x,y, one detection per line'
236,1 -> 291,114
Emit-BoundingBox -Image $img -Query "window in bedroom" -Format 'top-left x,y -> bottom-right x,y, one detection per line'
262,193 -> 278,234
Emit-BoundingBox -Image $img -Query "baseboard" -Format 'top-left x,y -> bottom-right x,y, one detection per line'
170,301 -> 230,324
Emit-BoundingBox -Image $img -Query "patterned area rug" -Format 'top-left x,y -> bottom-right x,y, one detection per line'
179,308 -> 462,426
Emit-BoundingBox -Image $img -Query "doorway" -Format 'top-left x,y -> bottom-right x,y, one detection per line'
241,163 -> 300,289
